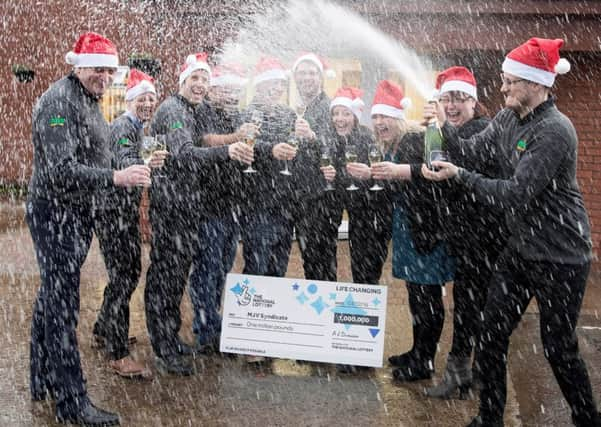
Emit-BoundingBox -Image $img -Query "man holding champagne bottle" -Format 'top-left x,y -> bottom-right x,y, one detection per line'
423,38 -> 601,427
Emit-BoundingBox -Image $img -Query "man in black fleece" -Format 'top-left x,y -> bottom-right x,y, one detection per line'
27,32 -> 151,426
290,52 -> 342,282
144,53 -> 253,376
424,38 -> 600,427
91,69 -> 163,378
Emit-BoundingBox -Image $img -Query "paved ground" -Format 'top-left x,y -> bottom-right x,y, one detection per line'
0,201 -> 599,426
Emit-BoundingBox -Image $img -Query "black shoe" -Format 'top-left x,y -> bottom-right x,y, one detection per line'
57,402 -> 120,426
31,387 -> 55,402
388,352 -> 415,367
392,364 -> 433,382
155,355 -> 194,376
175,339 -> 204,357
465,415 -> 503,427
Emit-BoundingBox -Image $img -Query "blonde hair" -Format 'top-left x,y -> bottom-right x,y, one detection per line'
376,117 -> 424,152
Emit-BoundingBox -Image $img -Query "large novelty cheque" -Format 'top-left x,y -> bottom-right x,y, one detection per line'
220,274 -> 388,367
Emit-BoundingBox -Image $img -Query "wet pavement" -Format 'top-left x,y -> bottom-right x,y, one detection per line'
0,201 -> 599,427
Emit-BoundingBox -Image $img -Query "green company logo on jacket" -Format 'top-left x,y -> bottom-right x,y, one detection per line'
117,137 -> 131,146
171,121 -> 183,130
516,139 -> 527,152
49,116 -> 66,127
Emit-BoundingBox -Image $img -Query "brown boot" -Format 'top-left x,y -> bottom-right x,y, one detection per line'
108,356 -> 152,379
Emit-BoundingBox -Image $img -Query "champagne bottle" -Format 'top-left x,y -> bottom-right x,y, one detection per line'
424,118 -> 446,171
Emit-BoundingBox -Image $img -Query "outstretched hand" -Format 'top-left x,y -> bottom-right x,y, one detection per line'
421,161 -> 459,181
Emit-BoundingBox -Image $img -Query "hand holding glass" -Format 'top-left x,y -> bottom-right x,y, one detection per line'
368,145 -> 384,191
345,146 -> 359,191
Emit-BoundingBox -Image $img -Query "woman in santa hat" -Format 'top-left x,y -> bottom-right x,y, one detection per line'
422,66 -> 507,399
327,86 -> 388,373
350,79 -> 455,382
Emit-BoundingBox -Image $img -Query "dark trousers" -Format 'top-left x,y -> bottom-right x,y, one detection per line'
145,198 -> 199,359
240,211 -> 293,277
406,282 -> 445,364
294,196 -> 342,282
477,254 -> 599,426
189,214 -> 239,345
448,253 -> 494,359
348,207 -> 391,285
27,198 -> 92,417
92,206 -> 141,360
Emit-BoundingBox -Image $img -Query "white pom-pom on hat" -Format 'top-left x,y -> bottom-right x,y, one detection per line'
400,97 -> 412,110
555,58 -> 571,74
325,69 -> 336,79
430,89 -> 441,100
65,51 -> 78,65
185,54 -> 198,65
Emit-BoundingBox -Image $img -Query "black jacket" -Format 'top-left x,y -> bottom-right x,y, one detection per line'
446,98 -> 592,264
28,73 -> 113,207
238,102 -> 296,216
442,117 -> 507,258
148,94 -> 230,216
195,101 -> 242,218
394,131 -> 447,255
289,91 -> 333,202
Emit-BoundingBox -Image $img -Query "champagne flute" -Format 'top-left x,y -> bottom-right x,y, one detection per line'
345,145 -> 359,191
320,147 -> 334,191
280,131 -> 296,176
368,145 -> 384,191
243,110 -> 263,174
140,136 -> 160,166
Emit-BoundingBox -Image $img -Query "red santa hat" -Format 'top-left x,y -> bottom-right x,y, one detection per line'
330,87 -> 365,120
370,80 -> 411,119
292,52 -> 336,79
125,69 -> 157,102
434,66 -> 478,100
179,52 -> 211,86
253,56 -> 288,86
210,63 -> 248,87
65,32 -> 119,68
502,37 -> 570,87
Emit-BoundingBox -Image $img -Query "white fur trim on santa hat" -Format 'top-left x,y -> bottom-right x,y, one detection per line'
502,57 -> 556,87
293,53 -> 323,73
210,75 -> 248,87
371,104 -> 404,119
179,58 -> 211,86
439,80 -> 478,100
253,69 -> 288,86
66,52 -> 118,68
330,97 -> 364,120
125,80 -> 156,102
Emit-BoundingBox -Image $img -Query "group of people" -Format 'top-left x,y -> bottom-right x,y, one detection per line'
26,31 -> 599,427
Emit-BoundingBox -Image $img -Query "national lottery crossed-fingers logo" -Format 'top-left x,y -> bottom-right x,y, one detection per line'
229,278 -> 255,306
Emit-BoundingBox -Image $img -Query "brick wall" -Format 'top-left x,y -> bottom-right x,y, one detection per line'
557,53 -> 601,264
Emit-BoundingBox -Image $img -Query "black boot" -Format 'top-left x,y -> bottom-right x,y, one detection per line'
57,401 -> 120,426
155,354 -> 194,376
465,415 -> 503,427
425,354 -> 472,399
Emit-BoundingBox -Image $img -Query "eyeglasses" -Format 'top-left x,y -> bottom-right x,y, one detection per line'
439,96 -> 471,105
500,74 -> 526,86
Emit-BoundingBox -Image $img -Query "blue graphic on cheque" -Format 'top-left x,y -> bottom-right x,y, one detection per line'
291,284 -> 376,331
296,292 -> 309,305
310,296 -> 329,314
